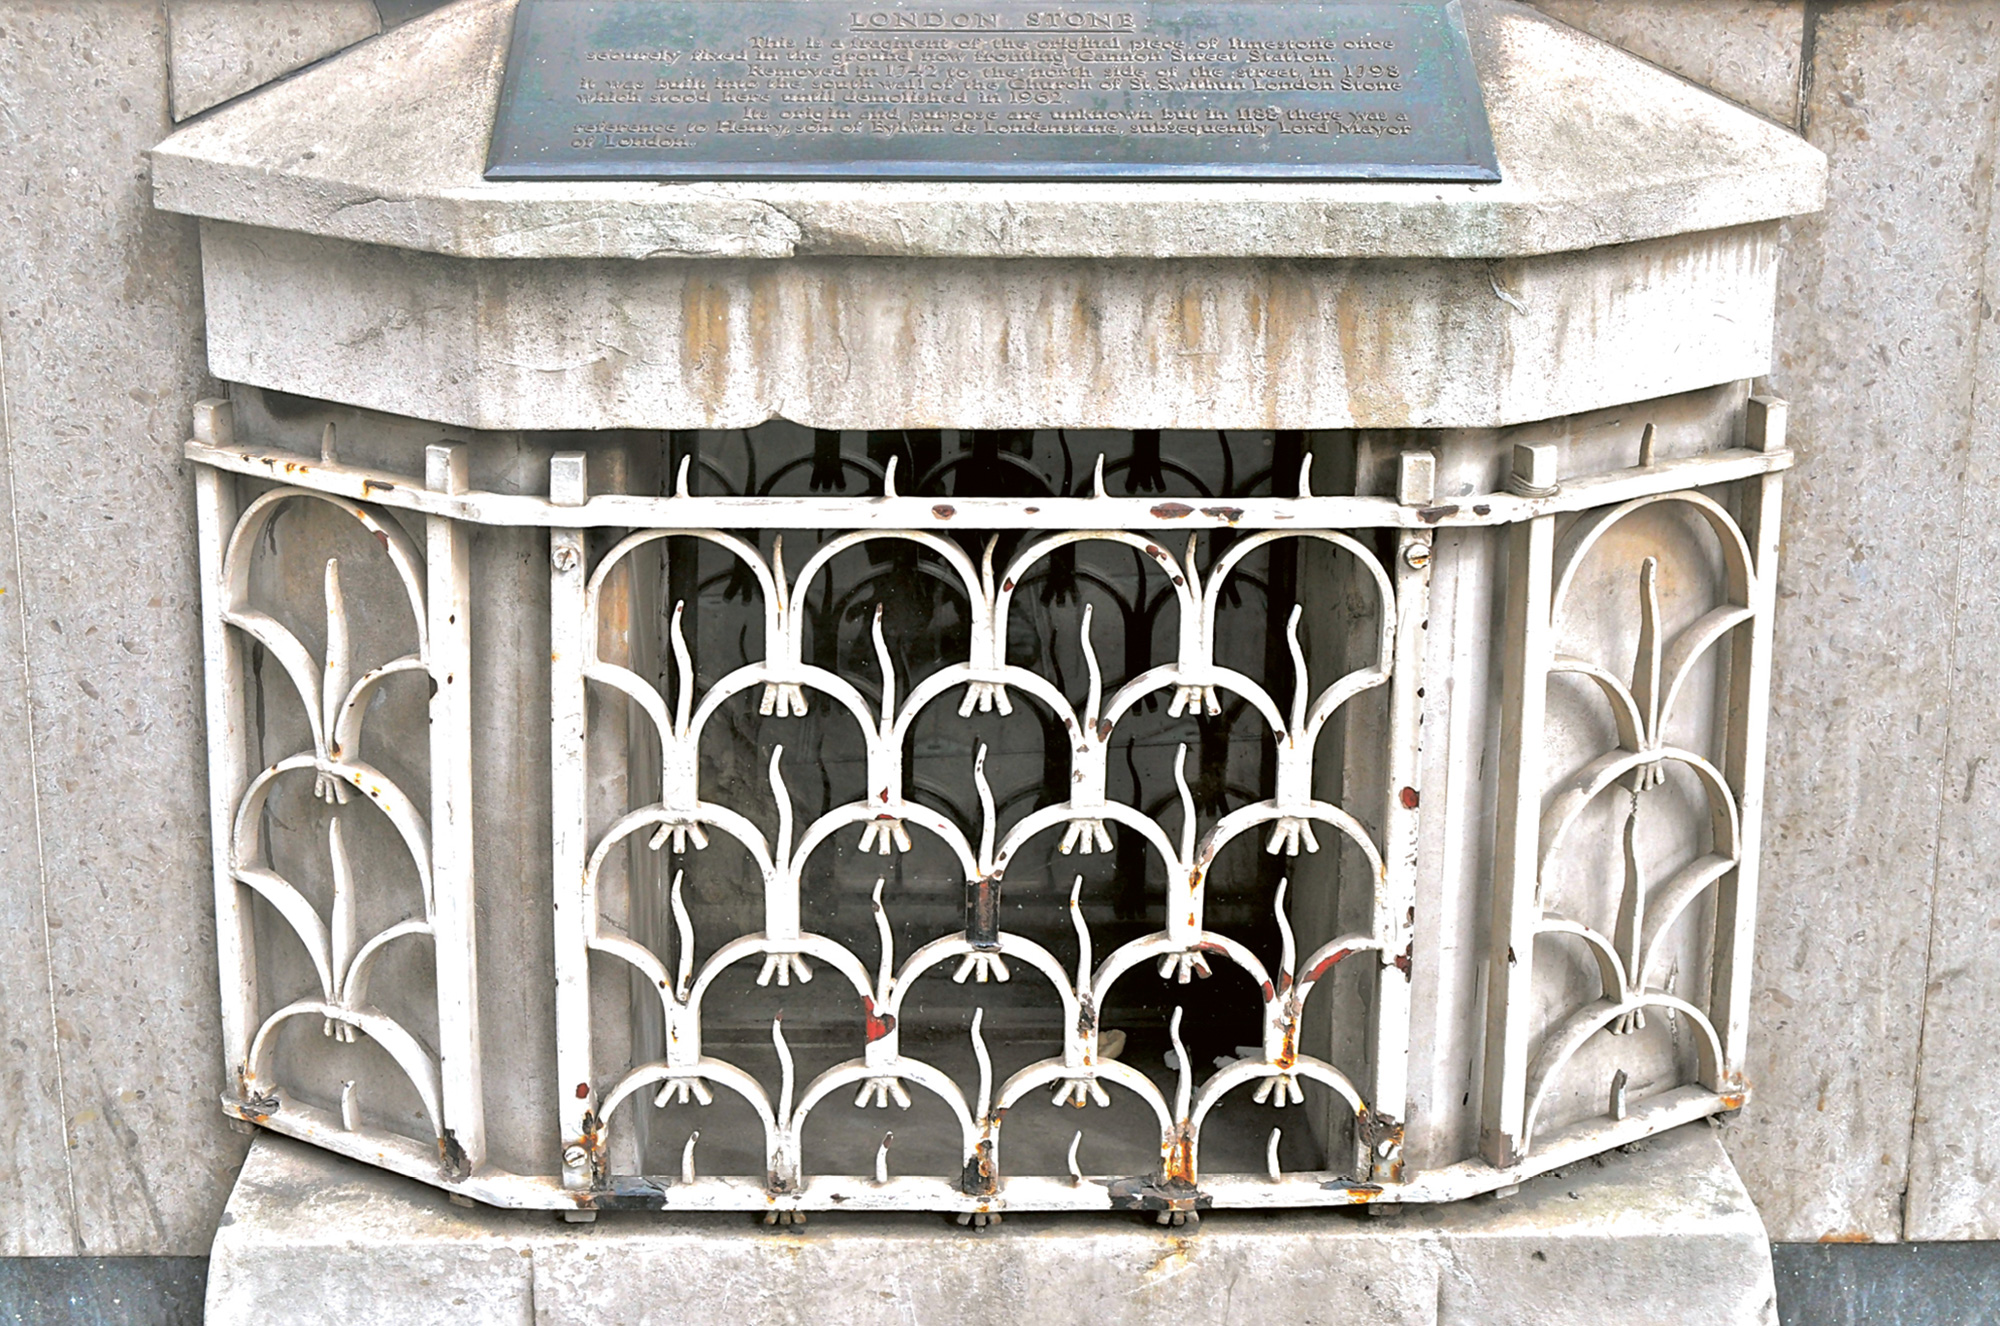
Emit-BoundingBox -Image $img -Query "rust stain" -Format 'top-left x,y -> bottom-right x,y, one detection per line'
439,1129 -> 470,1180
1151,502 -> 1194,520
961,1141 -> 998,1196
578,1108 -> 606,1185
1334,276 -> 1414,428
1162,1126 -> 1197,1186
1416,505 -> 1459,524
1199,505 -> 1244,523
1399,786 -> 1420,810
1177,283 -> 1209,355
933,504 -> 956,519
747,271 -> 776,389
1103,1172 -> 1208,1215
681,276 -> 737,409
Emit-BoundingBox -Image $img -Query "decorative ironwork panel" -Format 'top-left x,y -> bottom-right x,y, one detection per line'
186,400 -> 1788,1218
194,422 -> 485,1180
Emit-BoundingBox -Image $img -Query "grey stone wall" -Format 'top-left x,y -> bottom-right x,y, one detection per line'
0,0 -> 230,1258
0,0 -> 449,1260
0,0 -> 1993,1253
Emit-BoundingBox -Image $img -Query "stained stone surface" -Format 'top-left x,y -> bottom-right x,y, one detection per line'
204,1123 -> 1778,1326
1862,5 -> 2000,1244
1724,2 -> 2000,1245
149,0 -> 1827,261
0,237 -> 68,1255
166,0 -> 381,122
1525,0 -> 1804,127
0,0 -> 245,1257
151,0 -> 1823,430
191,218 -> 1789,432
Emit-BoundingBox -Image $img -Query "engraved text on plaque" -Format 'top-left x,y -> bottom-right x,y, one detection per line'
486,0 -> 1499,181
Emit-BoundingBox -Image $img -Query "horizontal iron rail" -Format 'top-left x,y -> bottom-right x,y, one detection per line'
185,438 -> 1791,531
223,1082 -> 1736,1213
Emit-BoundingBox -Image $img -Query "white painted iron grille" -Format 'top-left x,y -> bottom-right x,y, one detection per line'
188,401 -> 1787,1218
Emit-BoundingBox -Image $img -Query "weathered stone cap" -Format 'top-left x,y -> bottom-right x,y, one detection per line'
151,0 -> 1826,261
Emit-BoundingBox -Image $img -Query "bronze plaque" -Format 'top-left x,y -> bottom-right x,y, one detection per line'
486,0 -> 1498,182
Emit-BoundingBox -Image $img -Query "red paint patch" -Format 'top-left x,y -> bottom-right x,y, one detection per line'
1305,948 -> 1352,982
1399,787 -> 1420,810
575,1082 -> 590,1100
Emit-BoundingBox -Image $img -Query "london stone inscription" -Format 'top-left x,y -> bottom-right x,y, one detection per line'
486,0 -> 1498,181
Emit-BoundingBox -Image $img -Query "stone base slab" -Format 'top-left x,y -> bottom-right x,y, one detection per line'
205,1121 -> 1776,1325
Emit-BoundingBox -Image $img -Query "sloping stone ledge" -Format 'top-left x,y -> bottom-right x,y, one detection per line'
150,0 -> 1827,263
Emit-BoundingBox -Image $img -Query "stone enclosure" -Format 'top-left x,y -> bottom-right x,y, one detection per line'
0,0 -> 1996,1280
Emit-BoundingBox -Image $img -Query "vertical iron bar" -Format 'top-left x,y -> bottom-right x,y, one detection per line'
591,444 -> 646,1177
193,400 -> 256,1101
550,452 -> 594,1191
1372,451 -> 1436,1182
425,442 -> 483,1174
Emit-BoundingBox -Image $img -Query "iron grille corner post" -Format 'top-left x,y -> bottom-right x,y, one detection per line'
1480,442 -> 1561,1169
194,400 -> 257,1107
426,442 -> 484,1176
1712,397 -> 1787,1094
549,453 -> 597,1195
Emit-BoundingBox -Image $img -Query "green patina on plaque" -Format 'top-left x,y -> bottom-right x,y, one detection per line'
487,0 -> 1498,181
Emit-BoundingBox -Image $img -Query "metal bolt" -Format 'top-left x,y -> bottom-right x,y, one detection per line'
552,544 -> 580,572
1403,542 -> 1431,571
563,1144 -> 589,1168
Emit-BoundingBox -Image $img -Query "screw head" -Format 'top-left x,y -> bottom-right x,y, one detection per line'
563,1144 -> 589,1168
1403,542 -> 1432,571
552,544 -> 581,572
